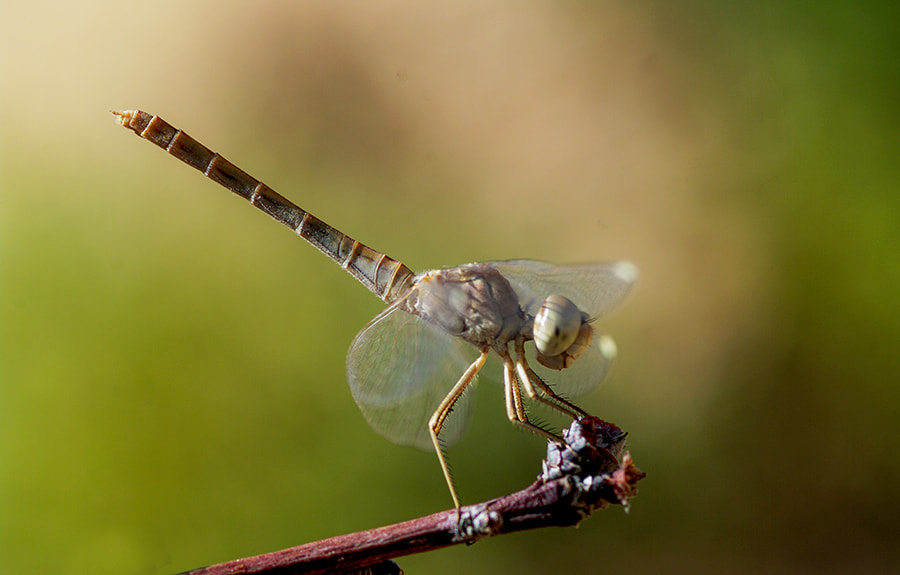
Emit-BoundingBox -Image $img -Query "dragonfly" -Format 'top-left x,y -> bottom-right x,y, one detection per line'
113,109 -> 638,509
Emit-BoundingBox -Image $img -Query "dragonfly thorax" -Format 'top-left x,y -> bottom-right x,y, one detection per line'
411,264 -> 529,350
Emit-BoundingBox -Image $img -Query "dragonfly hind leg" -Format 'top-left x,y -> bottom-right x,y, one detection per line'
428,349 -> 489,510
514,339 -> 589,421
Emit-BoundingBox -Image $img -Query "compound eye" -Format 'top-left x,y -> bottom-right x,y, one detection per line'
533,294 -> 582,357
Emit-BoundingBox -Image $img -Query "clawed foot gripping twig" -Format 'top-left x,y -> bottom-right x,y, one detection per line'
177,417 -> 644,575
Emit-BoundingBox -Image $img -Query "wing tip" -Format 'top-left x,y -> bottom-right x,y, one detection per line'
613,261 -> 640,284
597,334 -> 619,360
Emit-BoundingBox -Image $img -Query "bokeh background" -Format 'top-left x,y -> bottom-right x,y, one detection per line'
3,1 -> 899,573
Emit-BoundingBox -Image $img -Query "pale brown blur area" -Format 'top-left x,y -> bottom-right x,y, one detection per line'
3,1 -> 898,574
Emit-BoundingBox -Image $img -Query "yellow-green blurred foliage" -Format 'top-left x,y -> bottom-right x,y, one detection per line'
2,1 -> 898,574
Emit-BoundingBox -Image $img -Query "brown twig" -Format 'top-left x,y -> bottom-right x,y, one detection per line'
176,417 -> 644,575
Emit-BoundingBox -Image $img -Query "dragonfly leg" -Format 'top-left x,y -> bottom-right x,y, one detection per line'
514,340 -> 589,420
428,349 -> 489,510
502,354 -> 562,444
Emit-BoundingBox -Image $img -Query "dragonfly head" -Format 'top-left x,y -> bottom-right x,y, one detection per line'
533,294 -> 593,370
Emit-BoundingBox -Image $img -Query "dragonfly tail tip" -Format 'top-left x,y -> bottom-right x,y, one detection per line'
110,109 -> 137,126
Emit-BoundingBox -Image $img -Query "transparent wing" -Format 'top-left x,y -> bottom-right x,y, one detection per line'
489,259 -> 638,319
347,298 -> 477,450
489,259 -> 637,399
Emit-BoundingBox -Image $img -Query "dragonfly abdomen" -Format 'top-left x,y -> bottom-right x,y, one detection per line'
113,110 -> 414,303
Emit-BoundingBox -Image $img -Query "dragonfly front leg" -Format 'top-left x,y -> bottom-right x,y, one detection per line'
514,339 -> 589,421
429,350 -> 489,510
501,353 -> 562,445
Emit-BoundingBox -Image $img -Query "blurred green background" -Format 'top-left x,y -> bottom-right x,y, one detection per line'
2,1 -> 899,573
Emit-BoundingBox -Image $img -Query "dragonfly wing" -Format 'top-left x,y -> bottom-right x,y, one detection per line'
347,300 -> 477,451
489,259 -> 638,319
